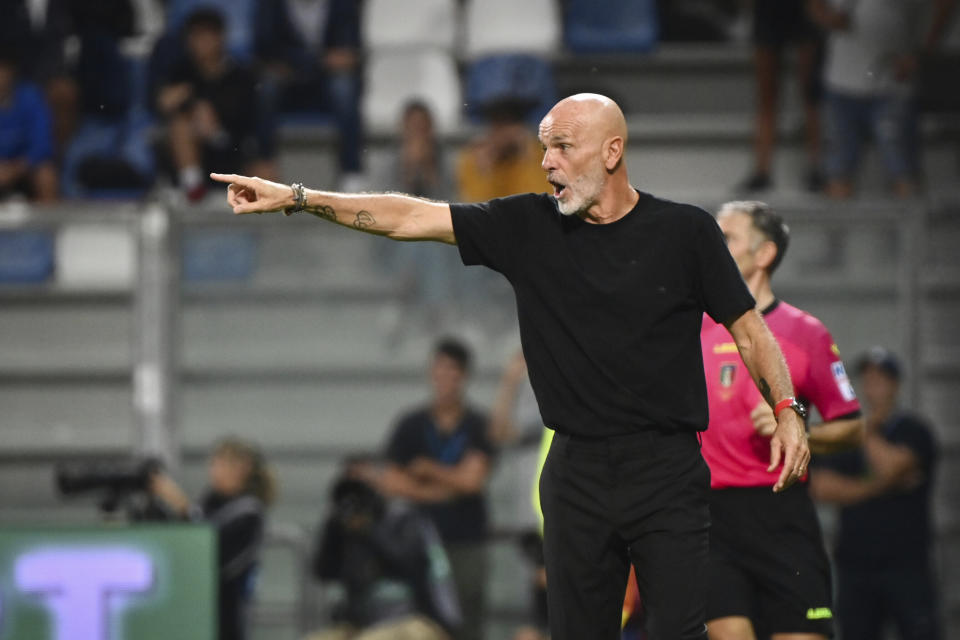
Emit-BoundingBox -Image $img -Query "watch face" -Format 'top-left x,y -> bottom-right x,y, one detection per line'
793,401 -> 808,420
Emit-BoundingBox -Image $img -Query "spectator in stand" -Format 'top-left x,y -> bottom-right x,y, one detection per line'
152,0 -> 363,186
808,0 -> 958,199
277,0 -> 364,188
811,347 -> 941,640
59,0 -> 157,197
456,99 -> 548,203
378,101 -> 460,338
150,436 -> 276,640
738,0 -> 825,193
360,338 -> 494,640
0,0 -> 150,162
0,50 -> 58,202
392,101 -> 451,202
307,461 -> 460,640
0,0 -> 76,156
154,8 -> 276,201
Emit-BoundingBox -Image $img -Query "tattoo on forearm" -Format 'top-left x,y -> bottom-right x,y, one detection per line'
758,377 -> 774,407
353,210 -> 376,230
304,204 -> 337,222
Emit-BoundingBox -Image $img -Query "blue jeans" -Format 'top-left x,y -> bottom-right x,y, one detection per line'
824,90 -> 918,182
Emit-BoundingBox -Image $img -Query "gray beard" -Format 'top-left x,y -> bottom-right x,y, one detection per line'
555,198 -> 578,216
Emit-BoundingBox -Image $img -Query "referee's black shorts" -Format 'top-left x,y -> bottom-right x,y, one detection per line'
539,429 -> 710,640
707,483 -> 835,637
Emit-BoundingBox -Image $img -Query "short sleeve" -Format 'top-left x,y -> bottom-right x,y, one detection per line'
889,416 -> 937,474
385,416 -> 420,465
692,209 -> 755,324
465,411 -> 496,458
449,194 -> 534,276
801,329 -> 862,421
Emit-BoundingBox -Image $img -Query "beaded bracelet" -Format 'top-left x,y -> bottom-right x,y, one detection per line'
284,182 -> 307,216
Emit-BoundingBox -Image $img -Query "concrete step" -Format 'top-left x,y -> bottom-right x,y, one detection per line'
552,45 -> 756,115
280,114 -> 959,202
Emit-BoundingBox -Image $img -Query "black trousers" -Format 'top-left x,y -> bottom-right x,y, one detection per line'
539,429 -> 710,640
837,563 -> 942,640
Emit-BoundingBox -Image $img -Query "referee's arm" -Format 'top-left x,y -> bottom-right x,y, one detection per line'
726,308 -> 811,492
210,173 -> 456,244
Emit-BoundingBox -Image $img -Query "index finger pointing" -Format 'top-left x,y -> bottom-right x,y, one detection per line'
210,173 -> 248,185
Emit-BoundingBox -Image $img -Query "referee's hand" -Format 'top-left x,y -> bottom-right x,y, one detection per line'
768,410 -> 810,492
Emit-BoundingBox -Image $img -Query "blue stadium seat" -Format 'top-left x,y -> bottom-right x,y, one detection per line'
61,55 -> 155,200
464,55 -> 557,125
0,231 -> 55,284
564,0 -> 658,54
182,230 -> 259,282
164,0 -> 258,61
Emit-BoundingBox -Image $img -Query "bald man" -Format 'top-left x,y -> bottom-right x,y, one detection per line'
212,94 -> 810,640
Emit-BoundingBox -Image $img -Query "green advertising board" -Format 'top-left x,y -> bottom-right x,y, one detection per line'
0,524 -> 216,640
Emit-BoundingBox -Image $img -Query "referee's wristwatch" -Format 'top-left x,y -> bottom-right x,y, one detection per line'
774,397 -> 807,420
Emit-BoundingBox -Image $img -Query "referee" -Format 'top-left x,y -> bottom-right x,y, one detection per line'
211,94 -> 810,640
700,202 -> 864,640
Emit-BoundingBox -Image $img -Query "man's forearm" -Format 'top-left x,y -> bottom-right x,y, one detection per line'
810,471 -> 879,506
808,417 -> 865,454
422,459 -> 489,495
211,173 -> 457,243
379,467 -> 456,503
295,189 -> 455,243
728,310 -> 795,408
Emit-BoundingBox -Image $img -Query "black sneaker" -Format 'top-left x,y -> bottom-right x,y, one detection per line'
737,172 -> 772,193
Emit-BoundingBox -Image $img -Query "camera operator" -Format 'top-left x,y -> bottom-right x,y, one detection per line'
149,436 -> 276,640
307,460 -> 461,640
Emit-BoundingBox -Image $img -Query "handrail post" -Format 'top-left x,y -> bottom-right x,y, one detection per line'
898,201 -> 924,409
133,202 -> 181,470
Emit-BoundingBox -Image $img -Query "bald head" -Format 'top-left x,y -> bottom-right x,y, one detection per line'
538,93 -> 632,218
542,93 -> 628,147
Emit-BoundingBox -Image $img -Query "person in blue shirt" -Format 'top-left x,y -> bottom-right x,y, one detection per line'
0,50 -> 57,202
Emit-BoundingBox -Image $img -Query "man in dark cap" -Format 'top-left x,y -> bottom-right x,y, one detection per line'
811,347 -> 941,640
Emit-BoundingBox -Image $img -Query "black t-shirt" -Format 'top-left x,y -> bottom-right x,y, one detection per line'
450,191 -> 755,437
167,59 -> 262,153
385,406 -> 493,544
819,411 -> 938,568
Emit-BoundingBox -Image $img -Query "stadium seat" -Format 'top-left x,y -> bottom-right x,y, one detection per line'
0,231 -> 55,284
163,0 -> 258,61
564,0 -> 659,54
61,53 -> 155,200
182,230 -> 259,282
362,49 -> 462,134
364,0 -> 458,51
55,226 -> 135,290
464,55 -> 556,125
463,0 -> 560,58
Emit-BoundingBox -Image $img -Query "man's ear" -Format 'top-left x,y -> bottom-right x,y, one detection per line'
604,136 -> 624,171
756,239 -> 778,271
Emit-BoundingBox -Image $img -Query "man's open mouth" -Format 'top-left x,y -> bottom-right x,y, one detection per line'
549,180 -> 567,198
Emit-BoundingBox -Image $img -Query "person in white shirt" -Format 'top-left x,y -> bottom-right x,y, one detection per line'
808,0 -> 957,198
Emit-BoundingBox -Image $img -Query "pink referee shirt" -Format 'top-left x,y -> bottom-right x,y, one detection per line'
700,301 -> 861,489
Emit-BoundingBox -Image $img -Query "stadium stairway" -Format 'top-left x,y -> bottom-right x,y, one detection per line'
281,44 -> 960,199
